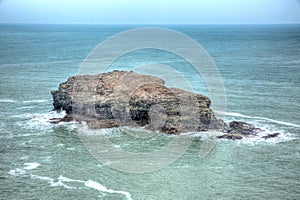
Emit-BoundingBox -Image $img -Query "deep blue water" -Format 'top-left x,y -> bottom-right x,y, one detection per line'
0,24 -> 299,199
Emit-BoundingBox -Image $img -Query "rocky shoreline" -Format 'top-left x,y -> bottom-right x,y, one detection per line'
50,70 -> 280,140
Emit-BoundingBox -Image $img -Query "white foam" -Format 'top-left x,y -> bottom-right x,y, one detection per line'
181,124 -> 295,144
31,174 -> 76,189
216,111 -> 300,128
14,111 -> 77,131
10,164 -> 132,198
0,99 -> 18,103
22,100 -> 48,103
216,111 -> 245,118
234,132 -> 296,145
23,162 -> 40,170
57,175 -> 83,183
8,168 -> 26,176
30,174 -> 132,198
8,162 -> 41,177
17,106 -> 34,110
218,122 -> 296,145
0,99 -> 48,103
257,117 -> 300,127
51,180 -> 76,189
12,111 -> 64,120
85,180 -> 132,200
31,174 -> 53,181
8,162 -> 39,176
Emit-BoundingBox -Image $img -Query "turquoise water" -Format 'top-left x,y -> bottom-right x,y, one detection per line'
0,24 -> 299,199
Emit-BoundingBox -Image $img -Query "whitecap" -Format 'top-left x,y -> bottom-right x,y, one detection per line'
30,174 -> 132,198
8,162 -> 40,177
31,174 -> 76,189
0,99 -> 48,104
0,99 -> 18,103
51,180 -> 76,189
22,100 -> 48,103
31,174 -> 53,181
23,162 -> 40,170
85,180 -> 132,200
8,168 -> 26,176
57,175 -> 83,183
9,163 -> 40,177
17,106 -> 34,110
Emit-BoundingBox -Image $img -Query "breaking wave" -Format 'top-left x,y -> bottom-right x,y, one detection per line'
216,111 -> 300,128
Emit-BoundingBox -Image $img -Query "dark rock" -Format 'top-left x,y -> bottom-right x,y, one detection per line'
262,133 -> 280,139
48,118 -> 62,124
48,115 -> 73,124
217,134 -> 243,140
61,115 -> 73,122
226,121 -> 261,135
215,120 -> 265,140
51,70 -> 223,134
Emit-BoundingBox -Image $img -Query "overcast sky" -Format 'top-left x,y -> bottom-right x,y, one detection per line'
0,0 -> 299,24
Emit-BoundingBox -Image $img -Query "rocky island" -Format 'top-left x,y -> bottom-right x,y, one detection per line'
50,70 -> 279,140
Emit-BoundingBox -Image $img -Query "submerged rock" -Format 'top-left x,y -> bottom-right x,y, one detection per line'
219,121 -> 282,140
217,121 -> 264,140
225,121 -> 262,135
262,133 -> 280,139
48,115 -> 73,124
51,70 -> 223,134
217,134 -> 243,140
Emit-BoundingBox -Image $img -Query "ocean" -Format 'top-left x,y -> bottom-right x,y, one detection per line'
0,24 -> 299,199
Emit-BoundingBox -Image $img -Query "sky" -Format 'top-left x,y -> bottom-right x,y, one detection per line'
0,0 -> 299,24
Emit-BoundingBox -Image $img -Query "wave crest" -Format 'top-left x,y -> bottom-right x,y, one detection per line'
216,111 -> 299,128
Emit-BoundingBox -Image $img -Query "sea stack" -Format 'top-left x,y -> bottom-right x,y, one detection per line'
50,70 -> 223,134
50,70 -> 280,140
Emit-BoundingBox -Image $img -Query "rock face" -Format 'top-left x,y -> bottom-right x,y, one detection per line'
51,70 -> 223,134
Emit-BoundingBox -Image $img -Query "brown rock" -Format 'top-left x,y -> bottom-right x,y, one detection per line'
48,115 -> 73,124
51,70 -> 222,134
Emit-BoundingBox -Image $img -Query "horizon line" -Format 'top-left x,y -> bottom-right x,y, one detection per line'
0,22 -> 300,26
